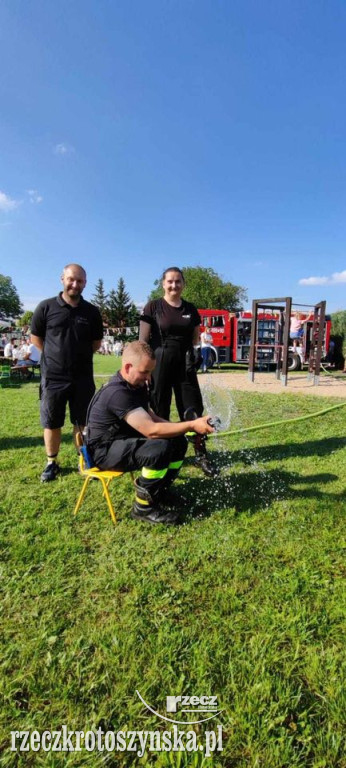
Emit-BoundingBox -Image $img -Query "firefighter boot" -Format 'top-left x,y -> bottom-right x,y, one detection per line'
131,480 -> 180,525
183,407 -> 219,478
194,434 -> 220,478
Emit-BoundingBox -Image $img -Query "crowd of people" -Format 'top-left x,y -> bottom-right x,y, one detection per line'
1,334 -> 41,372
99,339 -> 124,356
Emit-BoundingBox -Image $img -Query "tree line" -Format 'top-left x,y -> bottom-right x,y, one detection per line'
90,267 -> 247,329
3,267 -> 346,365
91,277 -> 139,328
0,267 -> 246,329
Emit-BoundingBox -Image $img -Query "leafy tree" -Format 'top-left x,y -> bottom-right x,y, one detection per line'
331,310 -> 346,365
109,277 -> 132,327
331,310 -> 346,338
91,279 -> 108,321
0,274 -> 23,318
17,310 -> 34,328
148,266 -> 247,310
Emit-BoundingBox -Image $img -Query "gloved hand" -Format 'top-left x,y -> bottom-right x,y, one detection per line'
186,347 -> 203,373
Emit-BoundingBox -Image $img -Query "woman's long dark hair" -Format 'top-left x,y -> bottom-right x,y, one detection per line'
161,266 -> 185,284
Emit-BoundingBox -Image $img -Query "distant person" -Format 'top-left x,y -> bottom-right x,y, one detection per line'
113,340 -> 122,356
12,344 -> 21,362
14,340 -> 41,373
200,324 -> 213,373
290,311 -> 313,349
15,339 -> 29,361
4,338 -> 15,359
325,339 -> 335,366
139,266 -> 218,476
86,341 -> 214,525
31,264 -> 103,482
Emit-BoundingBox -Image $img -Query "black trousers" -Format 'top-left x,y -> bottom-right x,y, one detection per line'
92,435 -> 187,497
150,344 -> 203,420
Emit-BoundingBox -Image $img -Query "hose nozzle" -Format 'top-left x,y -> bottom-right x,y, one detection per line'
207,417 -> 221,431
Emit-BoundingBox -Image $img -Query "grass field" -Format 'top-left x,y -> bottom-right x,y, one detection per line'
1,358 -> 346,767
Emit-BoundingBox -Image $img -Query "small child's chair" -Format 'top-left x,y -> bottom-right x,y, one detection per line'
74,433 -> 133,525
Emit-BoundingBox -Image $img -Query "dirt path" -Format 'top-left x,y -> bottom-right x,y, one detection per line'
198,370 -> 346,399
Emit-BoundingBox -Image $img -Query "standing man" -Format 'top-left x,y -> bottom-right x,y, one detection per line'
31,264 -> 103,482
4,338 -> 15,359
86,341 -> 214,525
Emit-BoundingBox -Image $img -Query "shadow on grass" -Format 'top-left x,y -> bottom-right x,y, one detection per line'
186,436 -> 346,472
181,468 -> 342,521
214,437 -> 346,467
0,433 -> 74,450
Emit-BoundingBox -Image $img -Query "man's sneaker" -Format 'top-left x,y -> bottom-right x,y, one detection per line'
131,504 -> 180,526
194,455 -> 220,478
41,461 -> 60,483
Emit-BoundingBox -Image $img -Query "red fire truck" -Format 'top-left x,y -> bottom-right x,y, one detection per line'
198,309 -> 332,371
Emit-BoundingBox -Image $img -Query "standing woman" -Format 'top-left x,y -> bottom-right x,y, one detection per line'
139,267 -> 217,476
200,320 -> 213,373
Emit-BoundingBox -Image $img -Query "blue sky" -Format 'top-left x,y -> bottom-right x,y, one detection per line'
1,0 -> 346,313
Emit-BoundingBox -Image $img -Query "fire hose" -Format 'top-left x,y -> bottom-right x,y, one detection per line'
207,401 -> 346,438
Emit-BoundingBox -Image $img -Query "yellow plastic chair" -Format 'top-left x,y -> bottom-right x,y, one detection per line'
74,433 -> 134,525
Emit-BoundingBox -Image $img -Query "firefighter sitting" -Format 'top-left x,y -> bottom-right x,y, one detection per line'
86,341 -> 215,526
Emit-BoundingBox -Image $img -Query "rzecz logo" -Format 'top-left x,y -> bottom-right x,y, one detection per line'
136,691 -> 222,725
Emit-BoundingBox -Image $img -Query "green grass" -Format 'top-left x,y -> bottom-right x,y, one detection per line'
93,353 -> 122,377
1,361 -> 346,767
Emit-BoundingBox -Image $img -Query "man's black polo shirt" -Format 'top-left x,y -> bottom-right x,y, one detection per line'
87,372 -> 149,445
31,294 -> 103,382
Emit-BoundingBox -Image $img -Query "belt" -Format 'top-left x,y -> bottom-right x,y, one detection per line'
162,339 -> 187,349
